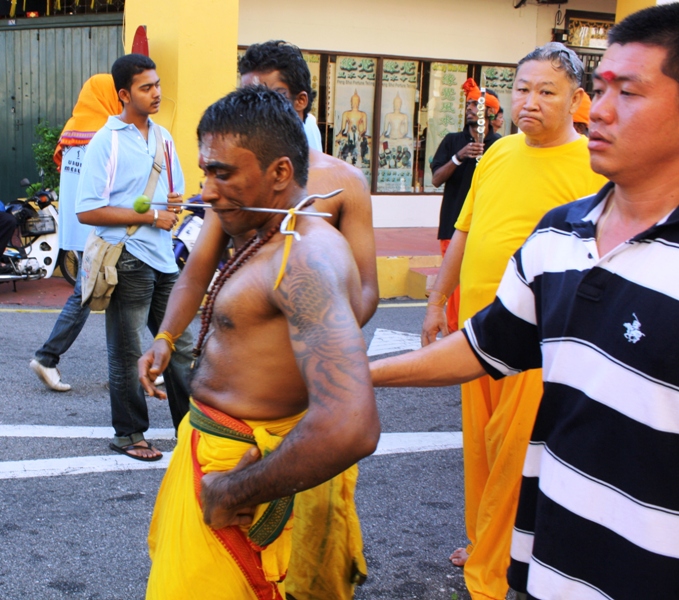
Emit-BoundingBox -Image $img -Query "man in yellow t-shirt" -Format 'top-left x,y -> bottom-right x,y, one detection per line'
421,42 -> 607,600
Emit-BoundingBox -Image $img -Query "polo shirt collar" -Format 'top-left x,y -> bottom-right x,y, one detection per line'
568,180 -> 679,241
105,115 -> 154,131
567,182 -> 612,231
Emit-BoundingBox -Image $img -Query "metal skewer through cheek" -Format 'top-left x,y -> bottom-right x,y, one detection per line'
277,189 -> 343,241
145,189 -> 342,240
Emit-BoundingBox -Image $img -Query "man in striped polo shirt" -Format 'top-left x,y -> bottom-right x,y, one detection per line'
371,4 -> 679,598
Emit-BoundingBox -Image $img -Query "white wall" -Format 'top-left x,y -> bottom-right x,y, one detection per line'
239,0 -> 616,64
372,195 -> 442,228
239,0 -> 617,227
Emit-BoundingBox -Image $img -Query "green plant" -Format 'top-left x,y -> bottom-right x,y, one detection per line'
27,122 -> 62,197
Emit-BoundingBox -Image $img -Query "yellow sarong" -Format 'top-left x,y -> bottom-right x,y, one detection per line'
286,466 -> 368,600
147,400 -> 305,600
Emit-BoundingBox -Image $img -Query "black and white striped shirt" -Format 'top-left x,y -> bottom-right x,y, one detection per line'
464,182 -> 679,599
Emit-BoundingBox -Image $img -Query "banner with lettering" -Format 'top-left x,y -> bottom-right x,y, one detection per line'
332,56 -> 377,182
424,63 -> 468,192
377,59 -> 418,192
481,65 -> 516,137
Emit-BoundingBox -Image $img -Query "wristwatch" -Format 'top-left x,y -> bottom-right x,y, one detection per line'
152,209 -> 159,227
452,154 -> 463,166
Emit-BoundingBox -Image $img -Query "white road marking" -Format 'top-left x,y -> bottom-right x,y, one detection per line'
0,308 -> 105,314
0,425 -> 175,439
0,431 -> 462,480
0,453 -> 172,479
377,302 -> 427,309
367,327 -> 422,356
375,432 -> 462,455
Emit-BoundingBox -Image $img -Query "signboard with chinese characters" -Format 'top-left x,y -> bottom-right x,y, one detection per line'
481,65 -> 516,137
565,11 -> 614,50
377,59 -> 418,193
332,56 -> 376,182
424,62 -> 468,192
302,53 -> 321,119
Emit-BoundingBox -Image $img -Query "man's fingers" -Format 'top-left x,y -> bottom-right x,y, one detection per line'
421,329 -> 436,347
208,511 -> 254,530
233,513 -> 254,527
232,447 -> 261,473
138,349 -> 168,399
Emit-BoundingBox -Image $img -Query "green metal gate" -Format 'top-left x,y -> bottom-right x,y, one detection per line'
0,15 -> 123,202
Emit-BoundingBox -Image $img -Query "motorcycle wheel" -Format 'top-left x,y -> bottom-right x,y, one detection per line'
58,250 -> 79,286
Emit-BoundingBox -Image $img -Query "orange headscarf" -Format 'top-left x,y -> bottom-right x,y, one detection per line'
573,92 -> 592,126
53,73 -> 121,168
462,78 -> 501,112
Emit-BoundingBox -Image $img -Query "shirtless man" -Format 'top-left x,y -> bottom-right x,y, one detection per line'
142,41 -> 377,352
143,86 -> 379,599
140,41 -> 378,599
239,41 -> 378,324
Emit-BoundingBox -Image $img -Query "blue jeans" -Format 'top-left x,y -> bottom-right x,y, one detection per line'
35,252 -> 91,368
106,248 -> 192,443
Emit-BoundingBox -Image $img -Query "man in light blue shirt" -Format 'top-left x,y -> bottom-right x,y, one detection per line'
76,54 -> 193,462
303,112 -> 323,151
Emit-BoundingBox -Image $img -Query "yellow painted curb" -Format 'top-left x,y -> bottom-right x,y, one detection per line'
377,254 -> 442,299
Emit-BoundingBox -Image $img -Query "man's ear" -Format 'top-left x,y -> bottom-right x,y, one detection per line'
292,91 -> 309,119
270,157 -> 295,191
118,88 -> 130,106
569,87 -> 585,116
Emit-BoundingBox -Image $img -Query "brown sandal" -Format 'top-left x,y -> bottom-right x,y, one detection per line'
109,440 -> 163,462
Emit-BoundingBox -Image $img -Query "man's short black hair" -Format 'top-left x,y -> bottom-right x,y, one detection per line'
238,40 -> 317,120
608,3 -> 679,86
111,54 -> 156,95
197,86 -> 309,188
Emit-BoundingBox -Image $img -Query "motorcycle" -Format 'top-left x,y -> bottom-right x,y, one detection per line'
0,179 -> 78,288
173,195 -> 231,275
173,195 -> 207,270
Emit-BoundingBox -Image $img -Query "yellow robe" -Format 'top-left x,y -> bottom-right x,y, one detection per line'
147,400 -> 304,600
454,134 -> 608,600
286,465 -> 367,600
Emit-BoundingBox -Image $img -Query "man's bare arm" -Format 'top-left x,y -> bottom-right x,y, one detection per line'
431,159 -> 458,188
201,238 -> 380,527
337,174 -> 379,325
373,329 -> 486,387
421,229 -> 468,346
431,142 -> 483,188
78,206 -> 176,231
139,210 -> 229,397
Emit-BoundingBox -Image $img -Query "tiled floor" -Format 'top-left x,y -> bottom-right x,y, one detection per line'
375,227 -> 439,257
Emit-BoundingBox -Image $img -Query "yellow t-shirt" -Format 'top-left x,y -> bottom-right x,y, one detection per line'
455,133 -> 608,322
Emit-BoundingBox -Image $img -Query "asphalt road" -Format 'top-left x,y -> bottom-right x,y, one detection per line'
0,300 -> 500,600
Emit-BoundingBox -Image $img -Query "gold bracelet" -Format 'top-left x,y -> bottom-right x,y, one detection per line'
155,331 -> 178,352
427,290 -> 448,307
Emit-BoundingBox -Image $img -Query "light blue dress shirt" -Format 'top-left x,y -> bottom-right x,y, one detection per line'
75,116 -> 185,273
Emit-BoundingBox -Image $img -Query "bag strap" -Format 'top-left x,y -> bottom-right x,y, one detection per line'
122,124 -> 166,243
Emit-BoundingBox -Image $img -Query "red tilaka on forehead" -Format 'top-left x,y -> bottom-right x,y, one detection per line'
600,71 -> 616,82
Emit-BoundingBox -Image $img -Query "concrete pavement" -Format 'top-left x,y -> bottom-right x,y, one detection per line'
0,299 -> 481,599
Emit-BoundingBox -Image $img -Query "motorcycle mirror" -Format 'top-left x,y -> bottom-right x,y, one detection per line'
19,178 -> 31,187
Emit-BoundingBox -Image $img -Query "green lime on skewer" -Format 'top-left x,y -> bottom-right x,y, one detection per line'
133,195 -> 151,214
